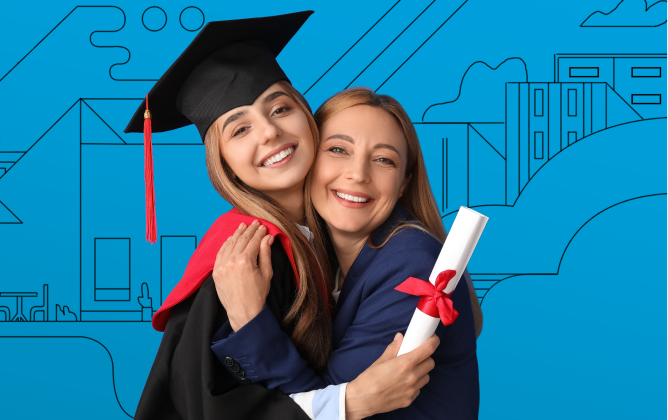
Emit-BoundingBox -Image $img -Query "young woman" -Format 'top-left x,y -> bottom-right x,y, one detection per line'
215,88 -> 482,419
125,13 -> 438,420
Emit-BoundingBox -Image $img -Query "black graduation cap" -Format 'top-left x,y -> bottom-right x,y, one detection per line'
124,10 -> 313,140
123,11 -> 313,244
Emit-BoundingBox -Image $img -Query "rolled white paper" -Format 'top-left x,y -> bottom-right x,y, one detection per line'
397,206 -> 488,356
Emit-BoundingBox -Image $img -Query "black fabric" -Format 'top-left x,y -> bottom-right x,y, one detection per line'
175,41 -> 288,140
133,240 -> 310,420
123,11 -> 312,141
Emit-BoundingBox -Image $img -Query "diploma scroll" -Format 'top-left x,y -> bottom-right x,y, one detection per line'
397,206 -> 488,356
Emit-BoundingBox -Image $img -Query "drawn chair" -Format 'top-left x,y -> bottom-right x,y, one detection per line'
0,306 -> 9,321
30,284 -> 48,321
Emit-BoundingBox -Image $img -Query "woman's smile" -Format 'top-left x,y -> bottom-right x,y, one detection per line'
331,188 -> 374,208
259,143 -> 298,167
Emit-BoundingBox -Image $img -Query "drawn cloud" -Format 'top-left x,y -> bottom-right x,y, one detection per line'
477,194 -> 666,417
581,0 -> 667,27
421,57 -> 527,122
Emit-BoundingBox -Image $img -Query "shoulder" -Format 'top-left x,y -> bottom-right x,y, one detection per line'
198,208 -> 245,244
362,227 -> 442,291
206,208 -> 250,233
376,224 -> 442,260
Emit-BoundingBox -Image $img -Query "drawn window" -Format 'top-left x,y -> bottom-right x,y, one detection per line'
568,89 -> 577,117
94,238 -> 131,301
631,67 -> 661,78
631,94 -> 661,105
569,67 -> 599,78
534,132 -> 544,159
534,89 -> 544,117
568,131 -> 577,146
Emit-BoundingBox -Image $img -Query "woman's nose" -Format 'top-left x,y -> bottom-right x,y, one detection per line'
257,115 -> 281,144
344,156 -> 370,183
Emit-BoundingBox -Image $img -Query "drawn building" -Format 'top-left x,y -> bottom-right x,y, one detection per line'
505,81 -> 643,203
0,100 -> 228,322
414,54 -> 666,214
555,54 -> 666,119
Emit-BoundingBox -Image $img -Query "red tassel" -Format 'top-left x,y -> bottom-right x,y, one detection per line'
144,95 -> 157,244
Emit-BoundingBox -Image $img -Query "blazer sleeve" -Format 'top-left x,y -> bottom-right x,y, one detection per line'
211,247 -> 453,394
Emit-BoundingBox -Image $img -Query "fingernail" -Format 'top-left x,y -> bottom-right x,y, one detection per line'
259,225 -> 266,231
268,235 -> 274,245
239,223 -> 245,229
252,220 -> 259,226
227,236 -> 232,241
394,333 -> 401,341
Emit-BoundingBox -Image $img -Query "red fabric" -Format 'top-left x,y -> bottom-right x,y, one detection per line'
395,270 -> 459,326
151,208 -> 299,332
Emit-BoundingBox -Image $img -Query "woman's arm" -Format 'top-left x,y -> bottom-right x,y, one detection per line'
286,333 -> 438,420
211,247 -> 443,391
210,225 -> 474,418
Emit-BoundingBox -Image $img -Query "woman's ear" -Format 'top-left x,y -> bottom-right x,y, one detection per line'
399,173 -> 412,198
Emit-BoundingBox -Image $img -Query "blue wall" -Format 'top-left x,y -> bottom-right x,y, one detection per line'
0,1 -> 665,418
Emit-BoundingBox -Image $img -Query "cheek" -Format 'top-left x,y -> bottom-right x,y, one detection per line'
220,142 -> 254,177
312,155 -> 343,189
377,171 -> 404,201
310,158 -> 329,194
300,133 -> 315,161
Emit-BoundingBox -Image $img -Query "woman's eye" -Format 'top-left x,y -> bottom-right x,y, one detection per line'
271,106 -> 291,116
376,157 -> 396,166
328,146 -> 346,154
233,126 -> 249,137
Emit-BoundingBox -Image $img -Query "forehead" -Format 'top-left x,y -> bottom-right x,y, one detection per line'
253,82 -> 289,104
215,82 -> 291,131
321,105 -> 406,148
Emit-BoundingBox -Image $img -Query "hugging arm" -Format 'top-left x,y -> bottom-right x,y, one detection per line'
211,248 -> 438,391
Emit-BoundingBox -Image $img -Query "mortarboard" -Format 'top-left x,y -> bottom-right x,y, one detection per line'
123,11 -> 313,244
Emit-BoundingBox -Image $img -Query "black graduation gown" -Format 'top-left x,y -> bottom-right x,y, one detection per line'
133,241 -> 311,420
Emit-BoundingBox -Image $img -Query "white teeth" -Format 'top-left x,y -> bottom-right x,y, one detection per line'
336,191 -> 369,203
263,147 -> 294,166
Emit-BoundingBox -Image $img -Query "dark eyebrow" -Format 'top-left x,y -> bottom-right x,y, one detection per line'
221,111 -> 247,133
324,134 -> 354,143
373,143 -> 400,154
262,91 -> 289,104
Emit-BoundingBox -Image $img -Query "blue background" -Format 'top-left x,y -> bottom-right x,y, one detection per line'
0,0 -> 666,418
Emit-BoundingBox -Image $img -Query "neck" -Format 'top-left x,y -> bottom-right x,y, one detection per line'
264,182 -> 305,225
328,227 -> 369,281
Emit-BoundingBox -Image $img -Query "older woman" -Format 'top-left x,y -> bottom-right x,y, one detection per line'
216,88 -> 481,419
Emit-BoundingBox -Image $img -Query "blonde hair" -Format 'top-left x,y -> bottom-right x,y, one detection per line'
204,80 -> 332,370
311,87 -> 483,338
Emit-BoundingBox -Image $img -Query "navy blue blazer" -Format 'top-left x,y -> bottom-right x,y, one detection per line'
211,204 -> 479,419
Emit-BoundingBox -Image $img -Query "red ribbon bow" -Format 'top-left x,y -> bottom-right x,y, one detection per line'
395,270 -> 459,326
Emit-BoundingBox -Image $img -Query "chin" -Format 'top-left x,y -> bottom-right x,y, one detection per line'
328,218 -> 367,236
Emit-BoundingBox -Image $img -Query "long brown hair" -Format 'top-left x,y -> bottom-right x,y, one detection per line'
310,87 -> 483,338
204,80 -> 332,370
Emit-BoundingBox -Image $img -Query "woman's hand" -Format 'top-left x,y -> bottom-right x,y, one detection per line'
212,220 -> 274,331
344,333 -> 439,420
